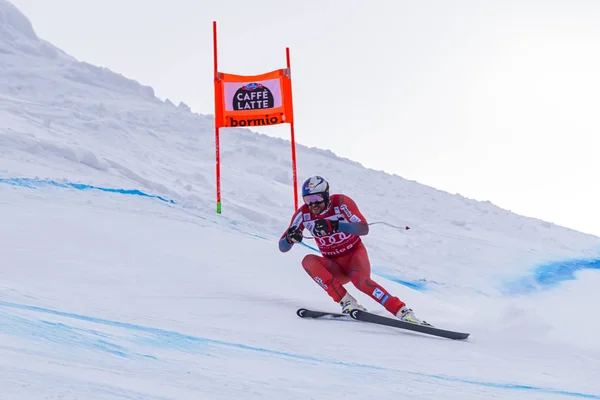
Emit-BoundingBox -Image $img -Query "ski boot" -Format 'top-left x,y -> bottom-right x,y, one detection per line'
397,306 -> 433,326
339,293 -> 366,314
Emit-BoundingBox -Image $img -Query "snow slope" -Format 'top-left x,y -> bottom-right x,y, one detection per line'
1,1 -> 599,398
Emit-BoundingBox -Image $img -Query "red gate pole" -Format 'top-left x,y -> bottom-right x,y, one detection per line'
286,47 -> 299,211
213,21 -> 222,214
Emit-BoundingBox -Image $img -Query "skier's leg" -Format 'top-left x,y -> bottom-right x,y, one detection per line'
301,254 -> 349,302
343,243 -> 406,315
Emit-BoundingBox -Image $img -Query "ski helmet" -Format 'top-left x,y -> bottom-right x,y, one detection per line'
301,175 -> 330,207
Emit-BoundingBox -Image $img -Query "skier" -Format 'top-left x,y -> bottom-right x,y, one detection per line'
279,175 -> 429,325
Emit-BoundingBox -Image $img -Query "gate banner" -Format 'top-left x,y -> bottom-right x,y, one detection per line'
214,69 -> 294,129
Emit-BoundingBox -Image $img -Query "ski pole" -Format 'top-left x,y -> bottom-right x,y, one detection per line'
302,221 -> 410,239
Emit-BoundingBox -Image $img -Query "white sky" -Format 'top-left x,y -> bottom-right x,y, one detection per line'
9,0 -> 600,236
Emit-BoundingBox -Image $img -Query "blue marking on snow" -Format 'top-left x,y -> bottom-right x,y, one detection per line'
407,372 -> 600,399
1,301 -> 597,399
0,177 -> 274,242
240,232 -> 268,240
0,301 -> 212,357
0,177 -> 177,204
0,311 -> 131,358
300,241 -> 320,253
374,272 -> 429,291
504,257 -> 600,294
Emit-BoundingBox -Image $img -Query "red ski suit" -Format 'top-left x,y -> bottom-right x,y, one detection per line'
280,194 -> 405,315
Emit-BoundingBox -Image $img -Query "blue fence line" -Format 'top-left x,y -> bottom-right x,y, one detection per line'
504,257 -> 600,295
0,177 -> 176,204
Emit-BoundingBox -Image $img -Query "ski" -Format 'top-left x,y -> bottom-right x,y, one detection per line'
349,309 -> 470,340
296,308 -> 349,319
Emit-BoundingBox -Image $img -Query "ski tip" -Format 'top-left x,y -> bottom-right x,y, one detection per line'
296,308 -> 307,317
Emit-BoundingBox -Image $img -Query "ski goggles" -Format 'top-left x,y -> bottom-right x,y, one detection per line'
303,194 -> 325,205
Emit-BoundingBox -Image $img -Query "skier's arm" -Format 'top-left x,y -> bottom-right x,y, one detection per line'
279,210 -> 304,253
337,221 -> 369,236
338,195 -> 369,236
279,235 -> 293,252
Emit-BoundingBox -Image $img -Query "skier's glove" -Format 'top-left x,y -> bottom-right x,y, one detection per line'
313,219 -> 339,237
286,226 -> 303,244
